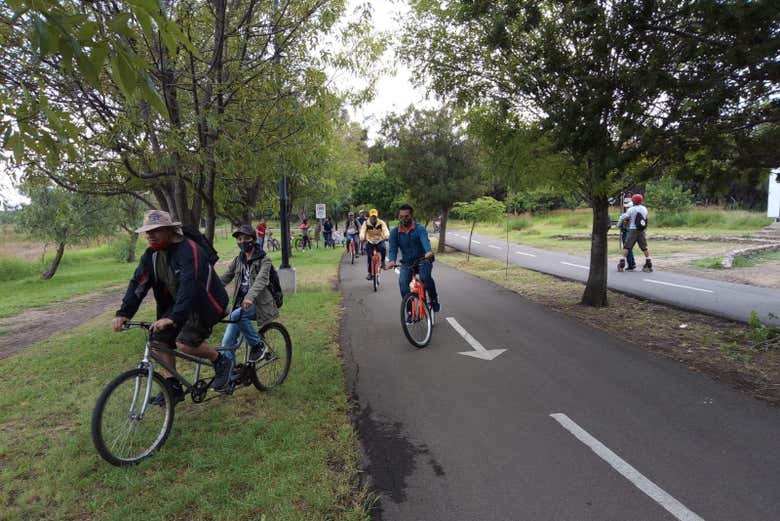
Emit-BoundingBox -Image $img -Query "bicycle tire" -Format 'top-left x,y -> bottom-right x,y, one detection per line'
373,271 -> 378,292
400,292 -> 432,348
251,322 -> 292,391
92,368 -> 175,466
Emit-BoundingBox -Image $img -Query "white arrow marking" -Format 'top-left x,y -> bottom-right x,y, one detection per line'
560,261 -> 589,269
515,251 -> 537,257
550,413 -> 704,521
488,244 -> 502,250
446,317 -> 507,360
472,240 -> 482,244
642,279 -> 714,294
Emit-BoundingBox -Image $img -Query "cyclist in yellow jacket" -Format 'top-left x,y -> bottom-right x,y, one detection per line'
359,208 -> 390,280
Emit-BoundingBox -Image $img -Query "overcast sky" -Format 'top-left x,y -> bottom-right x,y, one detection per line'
0,0 -> 430,208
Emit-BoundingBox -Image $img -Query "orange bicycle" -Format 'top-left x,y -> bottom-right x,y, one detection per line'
370,248 -> 382,291
399,258 -> 434,348
346,234 -> 357,264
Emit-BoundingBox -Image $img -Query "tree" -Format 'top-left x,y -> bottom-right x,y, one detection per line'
382,106 -> 484,253
453,196 -> 506,260
18,184 -> 114,279
403,1 -> 779,306
351,163 -> 405,219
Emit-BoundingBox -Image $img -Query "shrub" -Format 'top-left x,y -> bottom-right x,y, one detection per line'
645,176 -> 693,212
506,188 -> 581,214
0,257 -> 38,281
508,216 -> 532,231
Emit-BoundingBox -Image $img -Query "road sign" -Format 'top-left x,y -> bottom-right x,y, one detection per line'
316,204 -> 326,219
768,171 -> 779,220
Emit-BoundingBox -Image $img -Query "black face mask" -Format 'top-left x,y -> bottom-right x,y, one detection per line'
400,216 -> 412,227
239,242 -> 254,253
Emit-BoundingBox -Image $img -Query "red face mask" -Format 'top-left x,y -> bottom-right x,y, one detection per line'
148,238 -> 170,251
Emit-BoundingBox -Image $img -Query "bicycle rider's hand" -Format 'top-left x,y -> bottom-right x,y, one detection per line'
424,251 -> 434,260
112,316 -> 128,332
150,317 -> 175,332
242,299 -> 253,311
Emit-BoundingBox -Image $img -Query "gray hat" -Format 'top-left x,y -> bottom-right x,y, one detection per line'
232,224 -> 256,238
135,210 -> 183,233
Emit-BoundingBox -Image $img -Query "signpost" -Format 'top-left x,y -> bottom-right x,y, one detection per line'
316,203 -> 326,220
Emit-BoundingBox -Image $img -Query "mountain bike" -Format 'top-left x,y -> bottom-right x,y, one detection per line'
266,231 -> 281,251
294,230 -> 312,252
91,319 -> 292,466
397,258 -> 435,348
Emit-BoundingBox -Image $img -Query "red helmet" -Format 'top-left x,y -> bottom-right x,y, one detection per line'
631,194 -> 644,205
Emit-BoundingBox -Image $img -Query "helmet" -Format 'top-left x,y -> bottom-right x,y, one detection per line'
631,194 -> 644,205
369,208 -> 378,217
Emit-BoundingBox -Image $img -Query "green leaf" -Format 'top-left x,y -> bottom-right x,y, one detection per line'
11,133 -> 24,163
134,8 -> 153,38
128,0 -> 161,15
76,50 -> 100,87
90,42 -> 109,72
33,19 -> 51,55
139,75 -> 169,120
109,13 -> 132,36
110,52 -> 136,99
7,0 -> 23,11
60,36 -> 74,73
166,21 -> 199,57
77,21 -> 100,43
160,21 -> 178,55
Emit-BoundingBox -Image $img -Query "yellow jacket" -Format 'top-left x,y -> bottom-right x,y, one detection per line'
360,218 -> 390,244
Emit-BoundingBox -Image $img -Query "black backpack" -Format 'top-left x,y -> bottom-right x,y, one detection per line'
634,211 -> 648,231
267,264 -> 284,308
181,225 -> 219,264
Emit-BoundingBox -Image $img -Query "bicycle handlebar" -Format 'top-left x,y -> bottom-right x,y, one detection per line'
123,321 -> 152,330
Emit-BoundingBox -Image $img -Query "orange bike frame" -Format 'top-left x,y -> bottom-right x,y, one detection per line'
410,275 -> 426,320
371,250 -> 381,275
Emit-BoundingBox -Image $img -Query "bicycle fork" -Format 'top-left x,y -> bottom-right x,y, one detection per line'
130,342 -> 155,420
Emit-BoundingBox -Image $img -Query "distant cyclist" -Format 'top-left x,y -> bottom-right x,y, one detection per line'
359,208 -> 389,280
357,209 -> 369,255
344,212 -> 361,256
386,204 -> 440,312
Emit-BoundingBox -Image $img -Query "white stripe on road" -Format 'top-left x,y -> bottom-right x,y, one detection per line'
472,240 -> 481,244
560,262 -> 589,269
642,279 -> 714,294
515,251 -> 537,257
550,413 -> 705,521
488,245 -> 502,250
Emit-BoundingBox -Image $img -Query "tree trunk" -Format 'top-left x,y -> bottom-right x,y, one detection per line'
437,206 -> 449,253
126,232 -> 139,263
42,242 -> 66,280
581,197 -> 611,306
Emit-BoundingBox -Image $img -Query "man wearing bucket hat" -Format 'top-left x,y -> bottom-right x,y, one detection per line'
219,225 -> 279,365
112,210 -> 232,399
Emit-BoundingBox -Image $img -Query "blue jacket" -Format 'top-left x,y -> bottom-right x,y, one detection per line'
388,221 -> 432,265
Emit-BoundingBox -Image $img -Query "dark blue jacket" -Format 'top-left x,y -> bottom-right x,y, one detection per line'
388,221 -> 433,265
117,238 -> 229,326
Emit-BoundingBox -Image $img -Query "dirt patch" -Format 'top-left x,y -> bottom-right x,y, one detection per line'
438,253 -> 780,406
0,287 -> 123,359
669,260 -> 780,290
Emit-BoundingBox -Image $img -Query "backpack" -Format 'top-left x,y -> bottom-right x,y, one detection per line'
267,264 -> 284,308
181,225 -> 219,265
634,211 -> 648,231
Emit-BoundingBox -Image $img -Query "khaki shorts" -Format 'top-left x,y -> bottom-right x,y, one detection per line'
150,313 -> 212,349
624,229 -> 648,251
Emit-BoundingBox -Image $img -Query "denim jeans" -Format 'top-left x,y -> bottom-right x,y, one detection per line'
621,229 -> 636,268
221,305 -> 262,363
366,241 -> 387,273
398,261 -> 438,302
346,232 -> 359,252
256,237 -> 265,251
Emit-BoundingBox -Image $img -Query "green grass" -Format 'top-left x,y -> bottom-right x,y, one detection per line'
0,246 -> 370,520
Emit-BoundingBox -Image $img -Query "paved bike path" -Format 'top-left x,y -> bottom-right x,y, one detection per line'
340,256 -> 780,520
442,230 -> 780,326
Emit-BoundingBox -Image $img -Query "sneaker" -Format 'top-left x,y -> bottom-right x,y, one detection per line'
642,260 -> 653,273
149,384 -> 185,407
366,274 -> 373,280
212,354 -> 235,390
617,259 -> 625,272
249,342 -> 267,363
625,266 -> 636,272
430,301 -> 441,313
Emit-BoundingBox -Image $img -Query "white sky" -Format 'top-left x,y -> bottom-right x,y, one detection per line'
0,0 -> 429,207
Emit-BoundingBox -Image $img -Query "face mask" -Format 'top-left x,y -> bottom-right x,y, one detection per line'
370,217 -> 377,225
148,238 -> 170,251
400,216 -> 412,227
239,242 -> 254,253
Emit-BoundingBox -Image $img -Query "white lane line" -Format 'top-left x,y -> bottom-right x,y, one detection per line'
488,245 -> 502,250
643,279 -> 714,294
472,240 -> 482,245
550,413 -> 704,521
515,251 -> 537,257
560,261 -> 589,269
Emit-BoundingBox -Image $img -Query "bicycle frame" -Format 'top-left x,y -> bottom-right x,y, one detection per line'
372,250 -> 382,275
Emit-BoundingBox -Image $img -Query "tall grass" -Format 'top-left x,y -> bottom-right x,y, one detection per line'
653,209 -> 772,229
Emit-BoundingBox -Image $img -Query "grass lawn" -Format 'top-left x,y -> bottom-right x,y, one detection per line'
436,252 -> 780,404
446,207 -> 773,257
0,246 -> 370,520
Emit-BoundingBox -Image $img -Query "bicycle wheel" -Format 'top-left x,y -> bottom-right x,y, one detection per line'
372,270 -> 378,291
92,368 -> 175,466
400,292 -> 432,348
251,322 -> 292,391
294,238 -> 302,252
350,247 -> 355,264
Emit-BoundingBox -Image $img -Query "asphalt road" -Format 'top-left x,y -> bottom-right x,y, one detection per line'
340,255 -> 780,521
442,230 -> 780,327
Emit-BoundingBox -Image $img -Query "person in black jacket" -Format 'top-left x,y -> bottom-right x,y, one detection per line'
112,210 -> 232,400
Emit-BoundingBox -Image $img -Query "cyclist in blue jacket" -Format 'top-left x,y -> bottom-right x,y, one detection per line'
386,204 -> 440,312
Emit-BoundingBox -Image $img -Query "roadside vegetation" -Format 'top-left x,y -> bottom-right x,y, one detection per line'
0,247 -> 371,520
437,252 -> 780,405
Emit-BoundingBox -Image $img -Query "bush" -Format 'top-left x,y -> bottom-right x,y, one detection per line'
0,257 -> 38,281
645,176 -> 693,212
507,216 -> 532,231
506,188 -> 581,214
